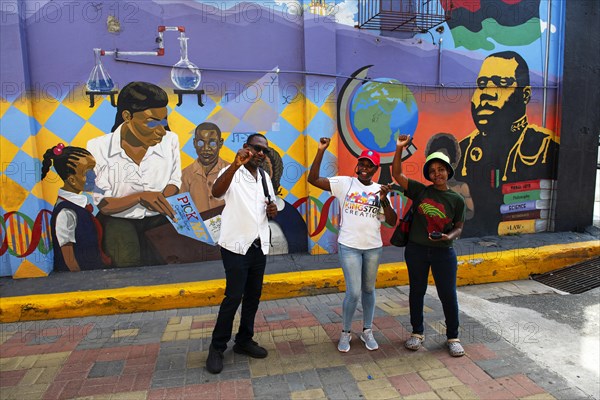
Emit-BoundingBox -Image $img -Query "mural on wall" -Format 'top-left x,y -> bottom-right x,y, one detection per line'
0,0 -> 565,278
87,81 -> 181,268
457,51 -> 559,237
446,0 -> 544,51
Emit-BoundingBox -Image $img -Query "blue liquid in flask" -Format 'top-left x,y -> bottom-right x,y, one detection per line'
172,75 -> 200,91
171,37 -> 201,90
87,78 -> 115,92
87,48 -> 115,92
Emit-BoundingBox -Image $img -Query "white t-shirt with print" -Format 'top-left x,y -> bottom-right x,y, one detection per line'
329,176 -> 389,250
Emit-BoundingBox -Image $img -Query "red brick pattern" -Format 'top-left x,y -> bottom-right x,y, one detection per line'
0,293 -> 562,399
463,343 -> 498,360
148,380 -> 253,400
0,369 -> 27,387
0,324 -> 92,357
42,344 -> 158,399
389,372 -> 432,396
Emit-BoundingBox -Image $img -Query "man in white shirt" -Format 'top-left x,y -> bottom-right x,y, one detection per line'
205,133 -> 278,374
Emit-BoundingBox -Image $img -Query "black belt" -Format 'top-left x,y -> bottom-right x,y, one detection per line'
252,238 -> 261,248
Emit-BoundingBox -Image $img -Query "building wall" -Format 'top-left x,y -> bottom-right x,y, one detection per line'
555,0 -> 600,232
0,0 -> 578,278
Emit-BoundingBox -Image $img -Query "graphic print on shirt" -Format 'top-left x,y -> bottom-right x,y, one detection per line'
418,199 -> 452,233
343,190 -> 380,219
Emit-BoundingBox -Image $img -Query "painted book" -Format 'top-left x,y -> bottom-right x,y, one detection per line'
166,192 -> 217,245
500,200 -> 550,214
501,179 -> 554,194
498,219 -> 548,235
503,189 -> 554,204
501,209 -> 549,221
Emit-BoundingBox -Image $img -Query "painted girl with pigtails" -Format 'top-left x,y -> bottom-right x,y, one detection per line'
41,143 -> 110,272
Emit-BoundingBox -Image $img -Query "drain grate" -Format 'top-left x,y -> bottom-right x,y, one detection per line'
532,257 -> 600,294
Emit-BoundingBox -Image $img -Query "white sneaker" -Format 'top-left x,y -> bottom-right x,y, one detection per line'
338,331 -> 351,352
360,329 -> 379,351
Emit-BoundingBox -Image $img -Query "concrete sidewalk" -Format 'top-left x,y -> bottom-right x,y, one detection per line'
1,280 -> 597,400
1,230 -> 599,323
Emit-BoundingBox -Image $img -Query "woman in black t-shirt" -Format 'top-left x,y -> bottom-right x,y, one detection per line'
392,135 -> 467,357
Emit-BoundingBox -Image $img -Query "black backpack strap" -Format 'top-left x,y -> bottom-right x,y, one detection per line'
258,167 -> 273,247
258,167 -> 271,203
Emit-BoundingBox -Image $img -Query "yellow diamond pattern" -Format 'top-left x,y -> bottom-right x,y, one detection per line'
0,135 -> 20,166
0,175 -> 29,211
62,90 -> 107,121
70,122 -> 106,149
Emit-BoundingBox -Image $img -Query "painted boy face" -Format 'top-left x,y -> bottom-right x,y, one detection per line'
126,107 -> 168,147
194,129 -> 223,166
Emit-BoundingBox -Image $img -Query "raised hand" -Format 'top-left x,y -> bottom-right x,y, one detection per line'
379,183 -> 393,196
318,137 -> 330,151
397,134 -> 411,148
234,147 -> 253,167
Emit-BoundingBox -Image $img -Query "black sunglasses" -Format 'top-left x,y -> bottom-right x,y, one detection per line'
247,143 -> 270,155
476,76 -> 516,89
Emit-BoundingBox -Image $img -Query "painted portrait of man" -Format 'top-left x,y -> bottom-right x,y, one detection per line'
180,122 -> 230,213
458,51 -> 559,236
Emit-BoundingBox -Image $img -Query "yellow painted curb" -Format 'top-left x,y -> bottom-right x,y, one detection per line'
1,240 -> 598,323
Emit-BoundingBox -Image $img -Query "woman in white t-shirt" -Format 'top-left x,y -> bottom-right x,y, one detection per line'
308,137 -> 397,353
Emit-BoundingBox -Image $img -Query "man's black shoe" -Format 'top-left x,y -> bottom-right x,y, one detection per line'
206,345 -> 224,374
233,340 -> 268,358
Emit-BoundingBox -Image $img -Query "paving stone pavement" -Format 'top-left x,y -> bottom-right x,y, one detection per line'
0,287 -> 582,400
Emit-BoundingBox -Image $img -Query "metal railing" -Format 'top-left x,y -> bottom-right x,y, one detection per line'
357,0 -> 452,32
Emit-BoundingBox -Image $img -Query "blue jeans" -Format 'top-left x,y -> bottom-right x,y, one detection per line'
404,242 -> 459,339
211,246 -> 266,351
338,244 -> 383,332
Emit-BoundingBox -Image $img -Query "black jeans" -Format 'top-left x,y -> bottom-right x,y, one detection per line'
404,242 -> 459,339
210,245 -> 266,351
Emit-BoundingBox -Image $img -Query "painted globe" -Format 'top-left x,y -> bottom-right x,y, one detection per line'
349,79 -> 418,154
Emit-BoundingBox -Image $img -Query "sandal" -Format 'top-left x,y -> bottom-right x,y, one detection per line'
447,339 -> 465,357
404,334 -> 424,351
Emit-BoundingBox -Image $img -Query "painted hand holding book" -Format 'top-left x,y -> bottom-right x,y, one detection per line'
166,192 -> 217,246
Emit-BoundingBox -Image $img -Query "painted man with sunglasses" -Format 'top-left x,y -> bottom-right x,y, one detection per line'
87,82 -> 181,267
458,51 -> 559,236
206,133 -> 278,374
